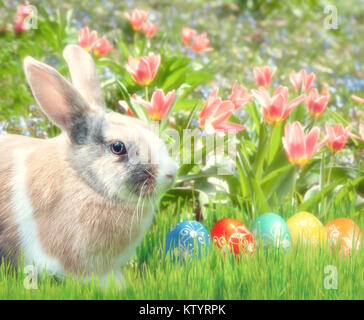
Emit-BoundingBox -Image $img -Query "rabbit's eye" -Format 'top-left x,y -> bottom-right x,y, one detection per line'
110,141 -> 127,156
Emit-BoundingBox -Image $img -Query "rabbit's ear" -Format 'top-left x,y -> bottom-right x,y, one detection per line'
24,56 -> 93,132
63,44 -> 105,111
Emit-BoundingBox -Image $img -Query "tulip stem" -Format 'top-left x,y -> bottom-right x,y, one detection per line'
147,38 -> 151,50
326,153 -> 335,186
322,153 -> 335,218
145,86 -> 149,101
313,117 -> 318,128
291,165 -> 298,207
134,32 -> 137,56
266,126 -> 274,165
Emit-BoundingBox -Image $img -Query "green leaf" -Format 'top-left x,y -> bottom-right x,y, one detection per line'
269,123 -> 283,162
261,164 -> 293,199
326,108 -> 349,126
237,148 -> 270,212
173,99 -> 201,111
183,103 -> 200,129
116,80 -> 147,121
253,122 -> 267,180
331,177 -> 364,206
161,67 -> 189,91
245,101 -> 261,133
298,179 -> 344,212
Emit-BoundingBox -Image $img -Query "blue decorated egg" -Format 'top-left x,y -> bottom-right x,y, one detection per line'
251,213 -> 291,250
165,221 -> 210,260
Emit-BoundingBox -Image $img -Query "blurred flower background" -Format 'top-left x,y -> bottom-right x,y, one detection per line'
1,0 -> 364,131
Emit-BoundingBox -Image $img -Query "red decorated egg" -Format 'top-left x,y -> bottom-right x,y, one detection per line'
326,218 -> 361,256
211,218 -> 255,255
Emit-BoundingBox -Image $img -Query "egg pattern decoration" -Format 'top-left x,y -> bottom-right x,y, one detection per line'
251,213 -> 291,250
326,218 -> 361,256
211,218 -> 255,255
287,212 -> 327,247
165,221 -> 210,260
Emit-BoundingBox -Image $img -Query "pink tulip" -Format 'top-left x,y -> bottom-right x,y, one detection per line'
124,9 -> 148,31
127,108 -> 135,117
301,69 -> 315,93
78,27 -> 112,56
228,82 -> 253,109
252,86 -> 305,126
142,21 -> 158,38
351,95 -> 364,104
78,27 -> 98,52
16,1 -> 32,18
348,122 -> 364,142
14,16 -> 27,33
126,53 -> 161,86
282,122 -> 323,166
182,27 -> 197,45
253,66 -> 276,88
325,122 -> 352,153
14,1 -> 32,33
93,37 -> 113,56
191,32 -> 213,52
289,70 -> 303,93
132,89 -> 175,121
199,88 -> 244,133
306,88 -> 330,117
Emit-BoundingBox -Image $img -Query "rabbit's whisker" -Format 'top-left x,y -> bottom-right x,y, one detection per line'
128,180 -> 147,241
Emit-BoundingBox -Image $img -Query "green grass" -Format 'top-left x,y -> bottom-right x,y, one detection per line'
0,203 -> 362,300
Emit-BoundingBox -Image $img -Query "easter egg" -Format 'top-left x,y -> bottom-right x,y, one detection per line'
251,213 -> 291,250
211,218 -> 255,255
165,221 -> 210,260
287,212 -> 327,247
326,218 -> 361,256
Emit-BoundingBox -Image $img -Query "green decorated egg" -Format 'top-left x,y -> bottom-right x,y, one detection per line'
251,213 -> 291,250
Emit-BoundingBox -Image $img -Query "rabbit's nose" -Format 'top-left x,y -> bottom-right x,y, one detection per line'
166,174 -> 175,181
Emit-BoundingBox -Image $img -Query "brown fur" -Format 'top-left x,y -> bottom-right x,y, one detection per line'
0,135 -> 22,264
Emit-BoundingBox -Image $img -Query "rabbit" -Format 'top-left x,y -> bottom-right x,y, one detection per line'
0,44 -> 178,287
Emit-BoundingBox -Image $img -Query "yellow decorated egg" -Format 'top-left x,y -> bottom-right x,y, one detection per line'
287,212 -> 327,247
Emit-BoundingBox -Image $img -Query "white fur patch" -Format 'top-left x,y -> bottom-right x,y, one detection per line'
11,148 -> 63,275
115,205 -> 155,269
140,127 -> 178,191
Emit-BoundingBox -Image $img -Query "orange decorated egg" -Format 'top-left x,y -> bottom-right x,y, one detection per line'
211,218 -> 255,255
326,218 -> 361,256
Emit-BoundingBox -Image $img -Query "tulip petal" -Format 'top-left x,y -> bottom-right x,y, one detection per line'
210,101 -> 234,126
216,122 -> 245,132
288,121 -> 306,159
287,94 -> 305,111
305,127 -> 320,158
303,72 -> 315,92
270,93 -> 286,119
252,88 -> 271,109
351,95 -> 364,104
